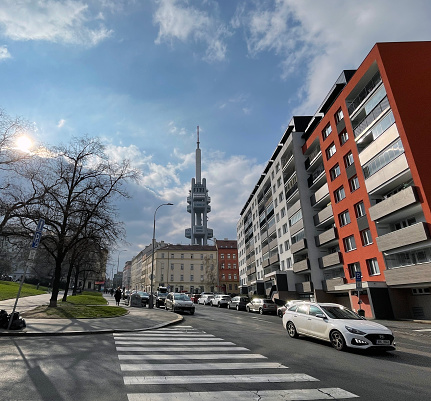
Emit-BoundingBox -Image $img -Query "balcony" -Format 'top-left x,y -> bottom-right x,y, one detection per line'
323,277 -> 346,292
293,258 -> 310,274
320,252 -> 342,269
269,253 -> 279,265
310,182 -> 329,207
295,281 -> 313,293
316,227 -> 338,247
369,186 -> 418,221
347,70 -> 382,116
313,204 -> 333,226
376,222 -> 430,253
291,238 -> 307,254
385,262 -> 431,286
247,266 -> 256,275
187,203 -> 211,213
264,265 -> 280,277
262,258 -> 270,268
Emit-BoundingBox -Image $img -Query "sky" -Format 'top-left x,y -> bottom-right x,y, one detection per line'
1,0 -> 431,273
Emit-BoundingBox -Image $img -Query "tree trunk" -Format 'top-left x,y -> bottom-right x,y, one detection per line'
62,265 -> 74,302
49,259 -> 63,307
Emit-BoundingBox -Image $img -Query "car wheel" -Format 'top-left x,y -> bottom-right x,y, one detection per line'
218,303 -> 221,308
190,310 -> 195,315
278,310 -> 282,318
330,330 -> 346,351
259,308 -> 264,315
287,321 -> 299,338
236,305 -> 239,311
246,306 -> 250,313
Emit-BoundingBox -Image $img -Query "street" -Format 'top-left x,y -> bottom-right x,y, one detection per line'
0,304 -> 430,400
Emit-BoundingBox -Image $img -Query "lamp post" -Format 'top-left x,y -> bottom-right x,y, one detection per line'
117,249 -> 127,274
149,202 -> 173,308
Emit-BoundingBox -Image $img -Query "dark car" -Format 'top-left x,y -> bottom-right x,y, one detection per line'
228,296 -> 250,311
154,291 -> 168,308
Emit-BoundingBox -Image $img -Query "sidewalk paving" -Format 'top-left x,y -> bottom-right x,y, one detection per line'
0,292 -> 182,337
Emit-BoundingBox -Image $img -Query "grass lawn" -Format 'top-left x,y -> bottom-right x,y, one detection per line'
21,303 -> 127,319
0,281 -> 47,301
65,292 -> 108,305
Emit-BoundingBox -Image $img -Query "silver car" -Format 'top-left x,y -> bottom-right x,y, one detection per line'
165,292 -> 195,315
246,298 -> 277,315
211,294 -> 231,307
282,301 -> 395,351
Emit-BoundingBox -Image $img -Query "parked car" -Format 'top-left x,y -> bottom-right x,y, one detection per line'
190,294 -> 201,304
282,301 -> 396,351
246,298 -> 277,315
165,292 -> 195,315
228,296 -> 250,311
154,291 -> 168,308
211,294 -> 231,307
198,294 -> 214,305
277,300 -> 302,317
126,291 -> 149,306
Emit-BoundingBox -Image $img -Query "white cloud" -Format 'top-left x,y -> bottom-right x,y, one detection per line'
153,0 -> 231,62
168,121 -> 188,136
57,119 -> 66,128
237,0 -> 431,114
0,0 -> 113,46
0,45 -> 11,60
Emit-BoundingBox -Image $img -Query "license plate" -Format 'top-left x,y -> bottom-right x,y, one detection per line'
376,339 -> 390,345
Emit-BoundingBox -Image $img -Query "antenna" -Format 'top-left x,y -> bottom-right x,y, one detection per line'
197,126 -> 200,149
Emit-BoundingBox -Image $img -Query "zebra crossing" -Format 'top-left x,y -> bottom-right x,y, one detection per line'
114,326 -> 359,400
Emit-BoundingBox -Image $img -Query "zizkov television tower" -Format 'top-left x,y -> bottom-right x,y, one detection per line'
185,126 -> 213,245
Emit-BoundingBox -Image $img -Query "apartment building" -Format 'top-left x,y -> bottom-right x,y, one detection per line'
142,244 -> 218,294
237,41 -> 431,320
214,239 -> 239,294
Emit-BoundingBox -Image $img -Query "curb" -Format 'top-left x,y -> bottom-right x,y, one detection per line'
0,314 -> 183,337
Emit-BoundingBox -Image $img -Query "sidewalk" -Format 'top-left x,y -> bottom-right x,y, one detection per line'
0,292 -> 182,337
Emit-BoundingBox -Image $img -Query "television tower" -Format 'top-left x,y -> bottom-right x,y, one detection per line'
185,126 -> 213,245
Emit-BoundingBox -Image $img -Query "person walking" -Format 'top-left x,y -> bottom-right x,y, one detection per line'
114,287 -> 122,306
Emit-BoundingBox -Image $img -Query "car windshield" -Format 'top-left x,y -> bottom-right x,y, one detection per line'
174,294 -> 191,301
263,299 -> 274,304
137,292 -> 148,296
321,305 -> 362,320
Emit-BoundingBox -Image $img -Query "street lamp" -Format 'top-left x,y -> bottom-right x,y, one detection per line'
117,249 -> 127,274
149,202 -> 173,308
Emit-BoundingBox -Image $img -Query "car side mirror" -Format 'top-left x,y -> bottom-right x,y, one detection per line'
315,313 -> 326,319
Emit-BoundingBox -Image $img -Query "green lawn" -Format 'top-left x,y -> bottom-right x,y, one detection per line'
22,303 -> 127,319
0,281 -> 47,301
65,292 -> 107,305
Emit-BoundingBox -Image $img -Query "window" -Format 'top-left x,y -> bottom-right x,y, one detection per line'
335,108 -> 344,123
276,213 -> 280,222
200,254 -> 203,259
227,254 -> 231,259
233,254 -> 236,259
349,175 -> 360,192
181,253 -> 184,259
344,151 -> 354,167
281,207 -> 286,218
339,129 -> 349,145
171,253 -> 174,259
334,186 -> 346,203
355,201 -> 366,218
180,264 -> 184,270
343,235 -> 357,252
274,198 -> 278,208
284,240 -> 290,251
282,223 -> 288,234
170,274 -> 174,281
277,177 -> 282,188
191,254 -> 194,259
200,264 -> 203,270
348,262 -> 361,279
170,264 -> 174,270
338,210 -> 351,227
228,263 -> 231,269
200,275 -> 204,281
289,209 -> 302,227
367,258 -> 380,275
221,254 -> 224,259
221,263 -> 225,269
363,139 -> 404,179
330,164 -> 341,181
361,229 -> 373,246
279,245 -> 284,254
326,142 -> 337,160
276,162 -> 280,173
279,192 -> 283,202
161,253 -> 165,258
393,217 -> 416,231
190,264 -> 194,270
322,123 -> 332,140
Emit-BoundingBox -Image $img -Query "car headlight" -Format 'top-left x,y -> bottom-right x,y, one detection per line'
345,326 -> 366,335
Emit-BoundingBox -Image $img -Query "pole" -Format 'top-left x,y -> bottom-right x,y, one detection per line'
149,203 -> 173,308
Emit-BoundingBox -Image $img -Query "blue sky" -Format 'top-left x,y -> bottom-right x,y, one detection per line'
1,0 -> 431,271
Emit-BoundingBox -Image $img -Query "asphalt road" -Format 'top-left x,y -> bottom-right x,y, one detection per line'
0,304 -> 430,400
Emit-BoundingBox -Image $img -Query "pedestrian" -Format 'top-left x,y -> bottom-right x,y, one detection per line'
110,287 -> 114,296
114,287 -> 122,306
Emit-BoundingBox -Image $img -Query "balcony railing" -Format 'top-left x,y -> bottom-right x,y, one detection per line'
347,71 -> 382,115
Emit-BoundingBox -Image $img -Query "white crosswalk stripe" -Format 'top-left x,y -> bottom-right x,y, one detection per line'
114,326 -> 359,400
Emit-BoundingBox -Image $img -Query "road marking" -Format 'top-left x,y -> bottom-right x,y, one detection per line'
115,341 -> 234,346
114,334 -> 216,338
127,388 -> 359,400
413,328 -> 431,332
118,353 -> 267,360
116,346 -> 249,352
121,362 -> 287,371
124,373 -> 318,385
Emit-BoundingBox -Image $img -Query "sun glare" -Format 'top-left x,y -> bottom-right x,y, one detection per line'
15,135 -> 33,153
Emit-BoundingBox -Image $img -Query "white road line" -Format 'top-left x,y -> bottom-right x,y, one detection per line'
116,346 -> 249,352
115,341 -> 234,346
114,334 -> 216,338
413,328 -> 431,332
127,388 -> 359,400
118,353 -> 267,360
120,362 -> 287,371
124,373 -> 318,385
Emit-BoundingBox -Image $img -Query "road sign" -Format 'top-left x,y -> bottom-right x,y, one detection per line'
31,218 -> 45,249
355,271 -> 362,289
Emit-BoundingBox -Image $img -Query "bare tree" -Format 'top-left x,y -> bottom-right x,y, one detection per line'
15,136 -> 138,307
